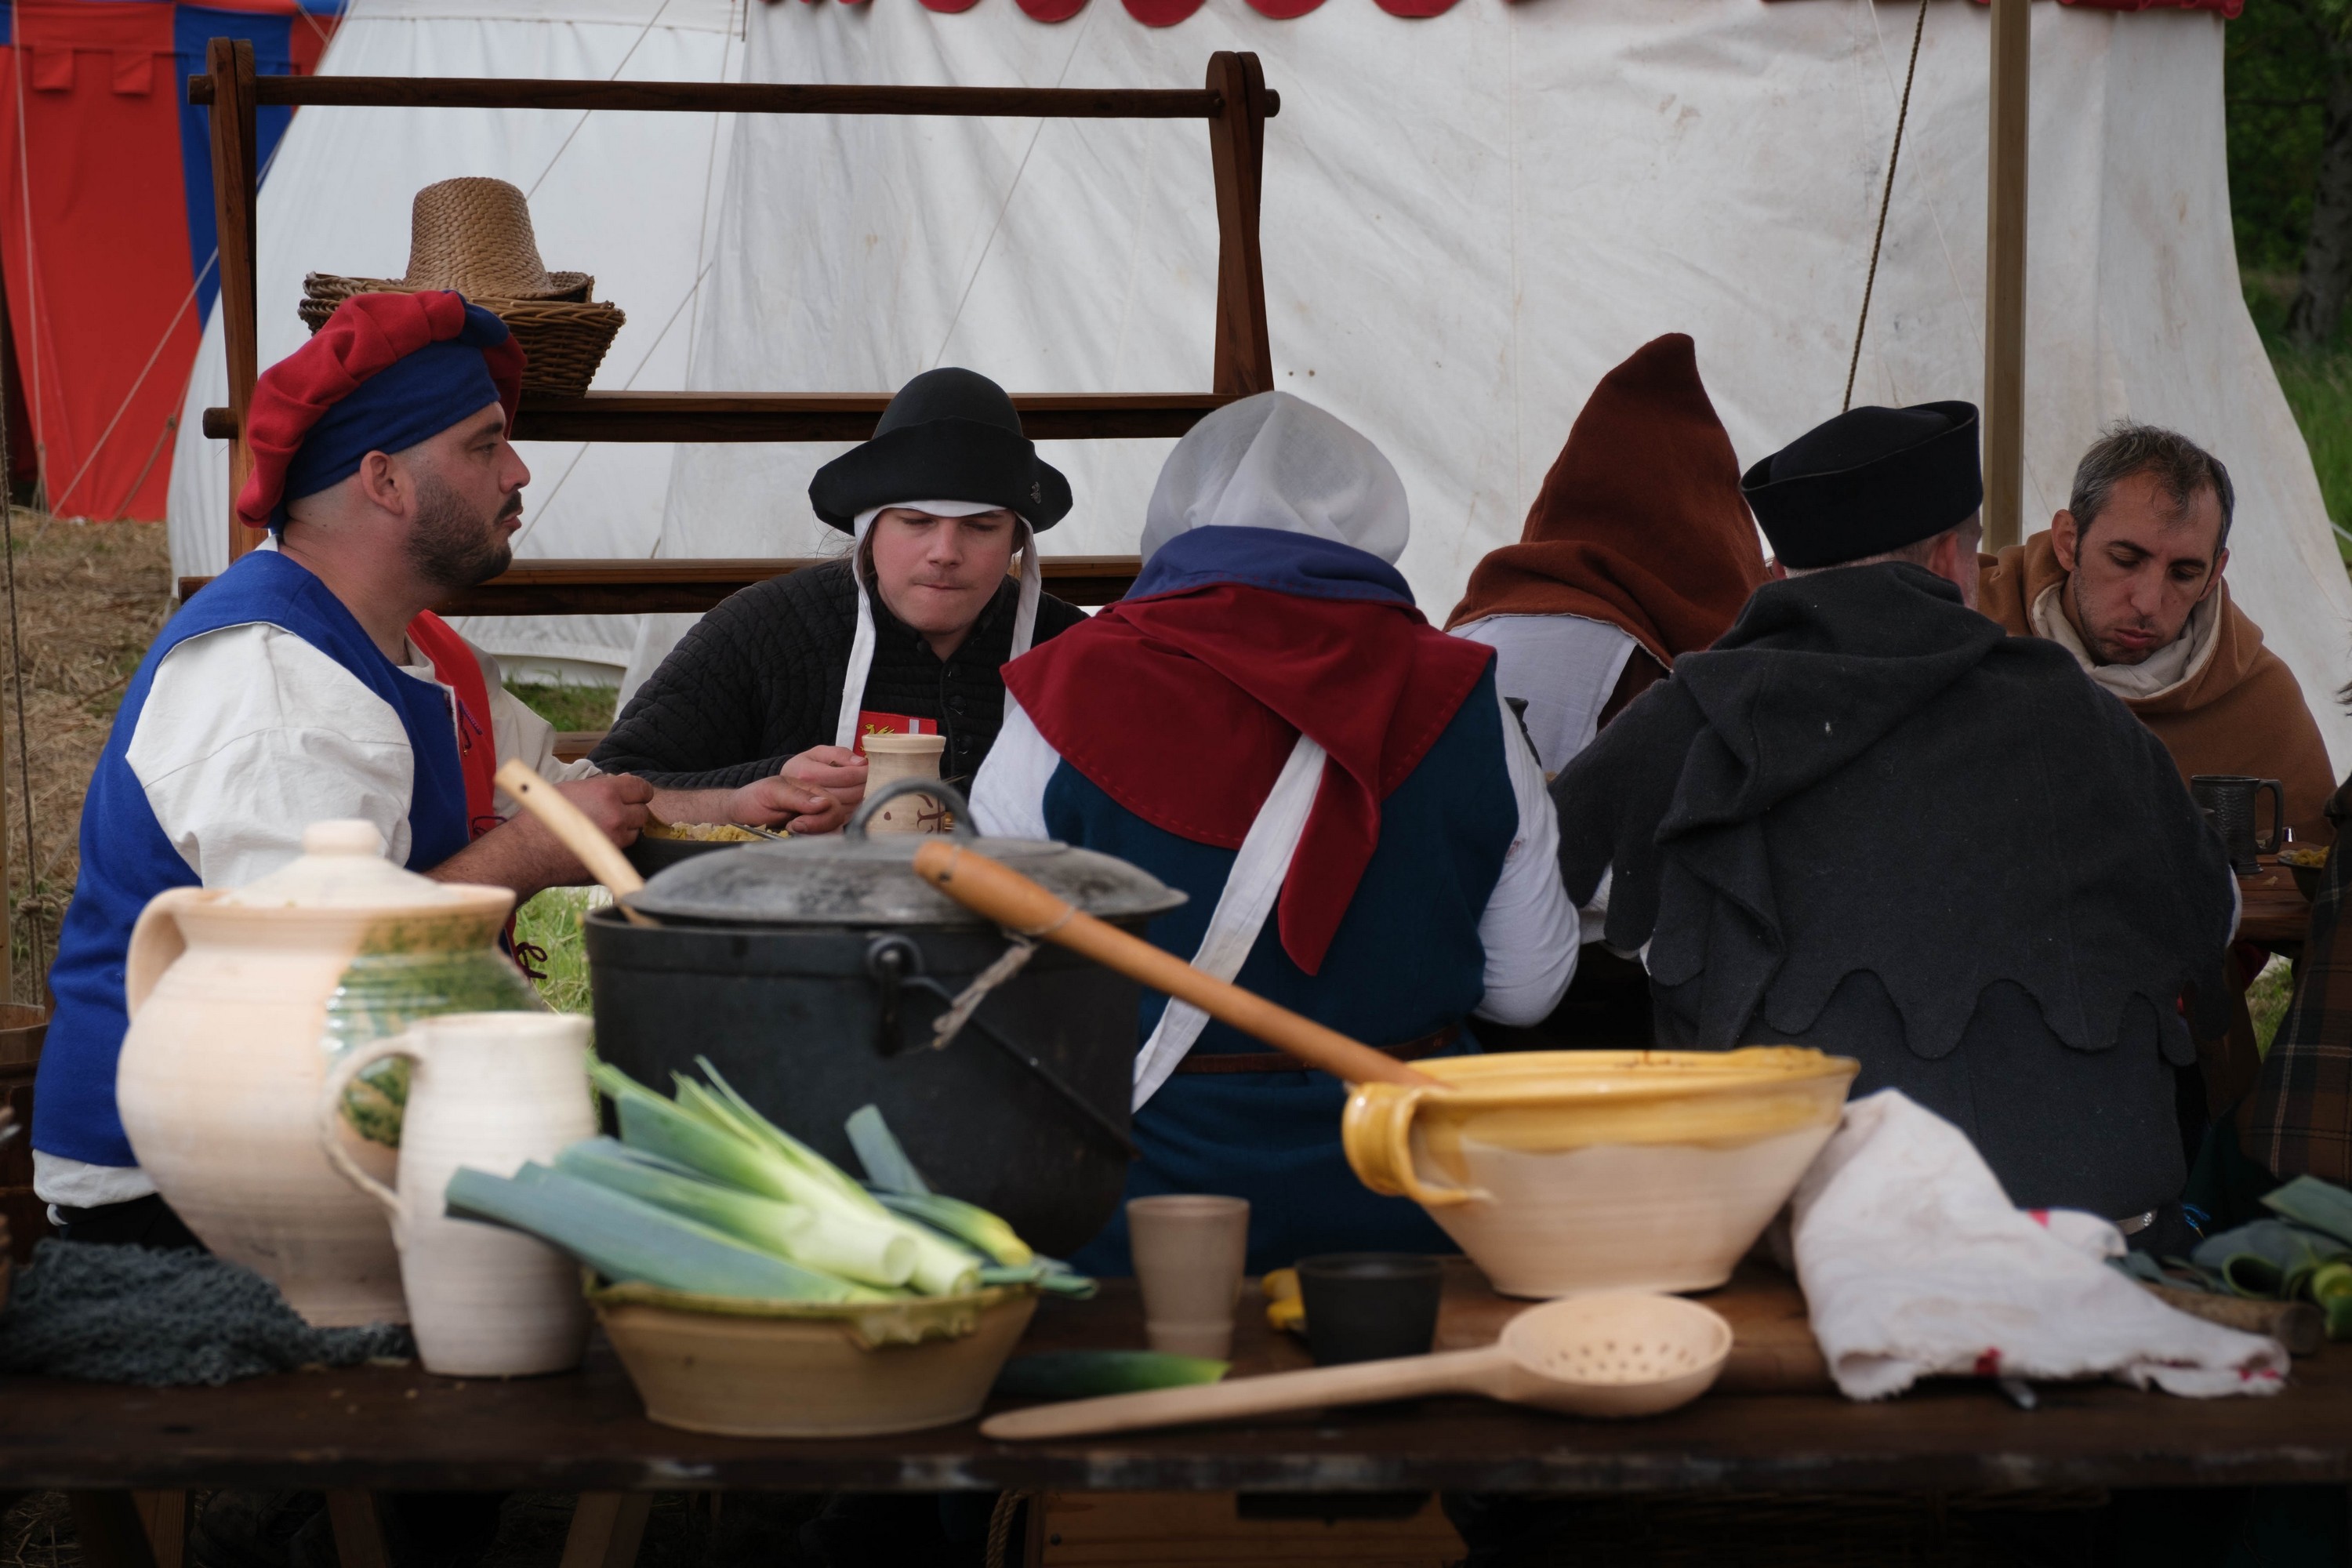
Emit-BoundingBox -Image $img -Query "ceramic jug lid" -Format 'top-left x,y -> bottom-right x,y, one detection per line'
628,781 -> 1186,928
219,819 -> 470,909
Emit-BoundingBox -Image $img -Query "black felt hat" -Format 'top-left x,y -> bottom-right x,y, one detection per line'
1740,401 -> 1982,569
808,367 -> 1073,533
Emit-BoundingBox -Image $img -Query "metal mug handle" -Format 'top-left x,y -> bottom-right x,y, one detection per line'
845,777 -> 980,841
2257,779 -> 2287,856
318,1034 -> 423,1247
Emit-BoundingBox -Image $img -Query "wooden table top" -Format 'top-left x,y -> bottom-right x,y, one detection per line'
2,1261 -> 2347,1496
2238,858 -> 2314,946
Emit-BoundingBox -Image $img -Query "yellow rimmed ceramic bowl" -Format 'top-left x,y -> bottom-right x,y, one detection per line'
1342,1048 -> 1858,1299
590,1281 -> 1039,1437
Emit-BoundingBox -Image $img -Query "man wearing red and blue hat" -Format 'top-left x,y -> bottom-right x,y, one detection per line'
33,292 -> 826,1247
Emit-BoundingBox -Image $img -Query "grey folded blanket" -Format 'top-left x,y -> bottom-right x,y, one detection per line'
0,1240 -> 411,1385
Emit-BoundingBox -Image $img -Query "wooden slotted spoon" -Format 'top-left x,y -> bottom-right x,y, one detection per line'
981,1294 -> 1733,1439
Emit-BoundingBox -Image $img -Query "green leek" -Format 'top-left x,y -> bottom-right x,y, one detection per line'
554,1138 -> 917,1289
595,1059 -> 980,1297
444,1164 -> 874,1301
690,1060 -> 981,1296
873,1190 -> 1033,1269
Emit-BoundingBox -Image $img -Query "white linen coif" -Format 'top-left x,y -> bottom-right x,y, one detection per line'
1138,393 -> 1410,566
833,502 -> 1043,751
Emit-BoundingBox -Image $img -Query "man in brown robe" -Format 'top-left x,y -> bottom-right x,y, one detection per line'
1445,333 -> 1765,776
1446,333 -> 1765,1045
1977,423 -> 2335,844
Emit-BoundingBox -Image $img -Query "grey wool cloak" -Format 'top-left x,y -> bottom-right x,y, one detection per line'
1550,563 -> 2237,1220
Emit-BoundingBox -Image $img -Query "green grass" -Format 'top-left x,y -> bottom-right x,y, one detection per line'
2252,952 -> 2296,1058
516,887 -> 597,1014
505,681 -> 618,732
2246,274 -> 2352,566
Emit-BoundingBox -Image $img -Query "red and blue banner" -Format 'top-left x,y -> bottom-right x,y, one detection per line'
0,0 -> 338,521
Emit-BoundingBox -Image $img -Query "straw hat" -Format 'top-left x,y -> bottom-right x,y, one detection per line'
309,177 -> 592,303
395,178 -> 591,301
299,177 -> 623,397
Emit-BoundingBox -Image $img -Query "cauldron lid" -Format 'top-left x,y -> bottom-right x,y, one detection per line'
628,779 -> 1187,927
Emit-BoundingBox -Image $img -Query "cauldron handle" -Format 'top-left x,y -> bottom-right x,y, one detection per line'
845,779 -> 981,841
862,933 -> 1137,1158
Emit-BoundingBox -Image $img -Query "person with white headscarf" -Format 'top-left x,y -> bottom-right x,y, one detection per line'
595,368 -> 1087,828
971,391 -> 1580,1276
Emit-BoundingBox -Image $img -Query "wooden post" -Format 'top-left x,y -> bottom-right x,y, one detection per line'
0,238 -> 19,1006
205,38 -> 260,561
1981,0 -> 2030,552
67,1493 -> 162,1568
1206,52 -> 1273,397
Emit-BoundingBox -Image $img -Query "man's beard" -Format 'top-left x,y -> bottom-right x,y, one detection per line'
407,471 -> 517,592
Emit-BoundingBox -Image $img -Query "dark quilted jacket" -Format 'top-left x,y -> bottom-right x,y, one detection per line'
593,557 -> 1087,789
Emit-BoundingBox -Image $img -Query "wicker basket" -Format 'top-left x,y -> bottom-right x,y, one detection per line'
299,275 -> 624,399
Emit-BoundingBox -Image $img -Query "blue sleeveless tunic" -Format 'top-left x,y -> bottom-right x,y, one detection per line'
34,550 -> 473,1170
1060,666 -> 1517,1276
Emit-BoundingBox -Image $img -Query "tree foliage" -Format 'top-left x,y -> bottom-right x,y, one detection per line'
2230,0 -> 2345,278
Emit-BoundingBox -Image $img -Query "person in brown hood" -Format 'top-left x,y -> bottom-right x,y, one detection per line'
1977,423 -> 2336,844
1446,333 -> 1766,775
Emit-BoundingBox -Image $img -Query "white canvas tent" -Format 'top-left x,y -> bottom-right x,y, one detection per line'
634,0 -> 2352,777
166,0 -> 749,681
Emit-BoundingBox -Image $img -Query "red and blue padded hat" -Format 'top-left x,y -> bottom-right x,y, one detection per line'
234,290 -> 527,532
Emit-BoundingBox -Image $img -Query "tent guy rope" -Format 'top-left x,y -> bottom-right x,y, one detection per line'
1843,0 -> 1929,415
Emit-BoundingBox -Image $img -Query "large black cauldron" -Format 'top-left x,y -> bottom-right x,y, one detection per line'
584,781 -> 1183,1257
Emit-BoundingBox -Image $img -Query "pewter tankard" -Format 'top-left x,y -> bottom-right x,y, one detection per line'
2191,775 -> 2284,874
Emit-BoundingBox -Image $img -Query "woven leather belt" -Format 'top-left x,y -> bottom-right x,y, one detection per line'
1174,1023 -> 1461,1075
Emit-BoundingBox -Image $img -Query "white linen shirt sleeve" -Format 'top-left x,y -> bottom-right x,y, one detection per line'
969,696 -> 1060,841
1472,684 -> 1581,1025
454,644 -> 600,818
129,622 -> 423,887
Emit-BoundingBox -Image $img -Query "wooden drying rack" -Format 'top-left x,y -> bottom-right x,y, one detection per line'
184,43 -> 1282,610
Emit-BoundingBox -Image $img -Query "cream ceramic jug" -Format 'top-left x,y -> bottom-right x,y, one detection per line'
319,1012 -> 595,1376
115,820 -> 542,1326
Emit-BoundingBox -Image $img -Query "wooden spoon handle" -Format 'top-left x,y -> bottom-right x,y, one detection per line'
911,842 -> 1435,1088
2143,1282 -> 2324,1356
494,759 -> 652,927
982,1348 -> 1502,1441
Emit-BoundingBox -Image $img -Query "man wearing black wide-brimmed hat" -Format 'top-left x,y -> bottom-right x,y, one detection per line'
1548,400 -> 2237,1240
596,367 -> 1087,829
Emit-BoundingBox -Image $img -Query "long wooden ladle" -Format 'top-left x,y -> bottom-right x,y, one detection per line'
909,840 -> 1435,1088
494,759 -> 654,927
981,1294 -> 1733,1439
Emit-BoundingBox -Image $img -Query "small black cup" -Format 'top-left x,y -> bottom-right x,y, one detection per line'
2192,775 -> 2285,874
1295,1253 -> 1444,1367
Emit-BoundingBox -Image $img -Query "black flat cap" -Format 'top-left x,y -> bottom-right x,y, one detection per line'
809,367 -> 1073,532
1740,401 -> 1982,569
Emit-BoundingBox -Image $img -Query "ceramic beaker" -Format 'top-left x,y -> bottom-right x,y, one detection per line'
860,734 -> 949,835
1127,1194 -> 1250,1359
319,1011 -> 596,1375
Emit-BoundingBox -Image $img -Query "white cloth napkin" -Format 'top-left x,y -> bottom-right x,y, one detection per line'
1789,1090 -> 2289,1401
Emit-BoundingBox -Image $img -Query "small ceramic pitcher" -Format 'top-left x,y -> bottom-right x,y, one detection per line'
861,734 -> 949,835
319,1012 -> 596,1376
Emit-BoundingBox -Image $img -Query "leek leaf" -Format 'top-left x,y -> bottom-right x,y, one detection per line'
2263,1176 -> 2352,1250
993,1351 -> 1228,1399
444,1164 -> 868,1302
845,1104 -> 931,1196
873,1190 -> 1033,1268
554,1138 -> 914,1290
